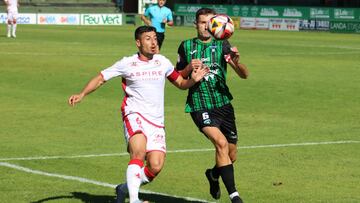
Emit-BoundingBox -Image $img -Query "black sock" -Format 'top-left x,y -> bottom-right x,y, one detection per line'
211,165 -> 220,179
219,164 -> 237,195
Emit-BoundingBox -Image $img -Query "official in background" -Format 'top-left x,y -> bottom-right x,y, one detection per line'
141,0 -> 173,50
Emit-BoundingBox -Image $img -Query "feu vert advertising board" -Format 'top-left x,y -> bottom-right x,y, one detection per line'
81,14 -> 122,25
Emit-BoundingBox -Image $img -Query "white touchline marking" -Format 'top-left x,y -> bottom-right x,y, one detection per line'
269,51 -> 360,56
242,41 -> 360,51
0,51 -> 118,56
0,140 -> 359,161
0,152 -> 129,161
0,140 -> 358,202
0,162 -> 113,187
238,140 -> 360,149
0,162 -> 213,203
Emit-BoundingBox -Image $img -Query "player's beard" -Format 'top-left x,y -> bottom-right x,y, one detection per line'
140,46 -> 156,60
199,30 -> 212,41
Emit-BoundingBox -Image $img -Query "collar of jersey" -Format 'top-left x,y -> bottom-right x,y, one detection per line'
195,38 -> 215,45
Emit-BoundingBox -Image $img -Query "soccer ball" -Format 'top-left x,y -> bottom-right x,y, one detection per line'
207,14 -> 234,40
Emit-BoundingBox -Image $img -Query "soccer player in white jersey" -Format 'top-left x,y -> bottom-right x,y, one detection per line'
68,26 -> 208,203
4,0 -> 19,38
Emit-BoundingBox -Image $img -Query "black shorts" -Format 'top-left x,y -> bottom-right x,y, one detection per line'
190,104 -> 238,144
156,32 -> 165,49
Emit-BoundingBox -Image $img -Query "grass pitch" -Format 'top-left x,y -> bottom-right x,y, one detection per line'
0,25 -> 360,203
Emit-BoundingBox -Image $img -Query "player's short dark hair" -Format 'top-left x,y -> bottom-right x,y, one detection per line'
195,8 -> 216,23
134,26 -> 156,40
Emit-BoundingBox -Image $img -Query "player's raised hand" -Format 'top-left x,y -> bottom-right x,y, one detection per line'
68,94 -> 84,107
229,46 -> 240,64
191,64 -> 209,82
190,59 -> 203,72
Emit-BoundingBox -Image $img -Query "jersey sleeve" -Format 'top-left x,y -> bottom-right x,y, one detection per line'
100,58 -> 125,81
144,6 -> 151,17
175,41 -> 188,71
222,40 -> 233,62
222,40 -> 232,55
167,69 -> 180,82
166,8 -> 173,21
161,56 -> 179,82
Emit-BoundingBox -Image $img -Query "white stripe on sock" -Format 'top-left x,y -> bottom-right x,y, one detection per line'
229,191 -> 240,199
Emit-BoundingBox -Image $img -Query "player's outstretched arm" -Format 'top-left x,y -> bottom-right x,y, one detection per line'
178,59 -> 203,78
227,47 -> 249,79
172,66 -> 209,90
68,74 -> 105,106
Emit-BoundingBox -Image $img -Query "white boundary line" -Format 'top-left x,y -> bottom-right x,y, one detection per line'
0,51 -> 117,56
0,162 -> 213,203
0,140 -> 359,203
0,140 -> 359,161
243,41 -> 360,51
1,51 -> 359,57
270,51 -> 360,56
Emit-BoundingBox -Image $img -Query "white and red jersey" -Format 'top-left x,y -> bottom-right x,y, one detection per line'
100,53 -> 180,127
5,0 -> 18,12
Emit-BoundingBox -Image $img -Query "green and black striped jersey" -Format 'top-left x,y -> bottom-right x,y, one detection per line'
176,38 -> 233,113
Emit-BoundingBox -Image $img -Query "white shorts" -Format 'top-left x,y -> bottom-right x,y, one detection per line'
7,9 -> 18,21
123,113 -> 166,153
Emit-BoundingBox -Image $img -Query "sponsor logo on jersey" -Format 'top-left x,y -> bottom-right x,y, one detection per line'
228,131 -> 237,139
190,50 -> 197,55
204,69 -> 219,81
129,70 -> 163,80
203,119 -> 211,125
153,134 -> 165,144
154,60 -> 161,66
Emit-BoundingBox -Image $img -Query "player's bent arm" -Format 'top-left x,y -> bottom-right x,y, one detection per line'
178,64 -> 192,78
68,74 -> 105,106
172,67 -> 209,90
226,47 -> 249,79
171,76 -> 196,90
178,59 -> 203,78
229,61 -> 249,79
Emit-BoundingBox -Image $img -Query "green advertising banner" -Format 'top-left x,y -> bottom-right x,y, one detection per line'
333,8 -> 356,20
175,4 -> 228,15
330,21 -> 360,33
310,8 -> 331,19
238,6 -> 309,19
174,4 -> 360,22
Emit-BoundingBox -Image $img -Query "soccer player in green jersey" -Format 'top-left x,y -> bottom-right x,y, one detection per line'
175,8 -> 249,203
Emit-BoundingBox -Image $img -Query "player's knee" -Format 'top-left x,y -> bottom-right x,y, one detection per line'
148,162 -> 163,175
130,151 -> 146,160
229,145 -> 237,163
230,153 -> 237,163
216,139 -> 228,150
215,138 -> 229,152
146,151 -> 165,175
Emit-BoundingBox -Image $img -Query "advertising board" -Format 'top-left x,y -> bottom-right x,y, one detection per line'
0,13 -> 37,24
81,14 -> 122,25
37,14 -> 80,25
